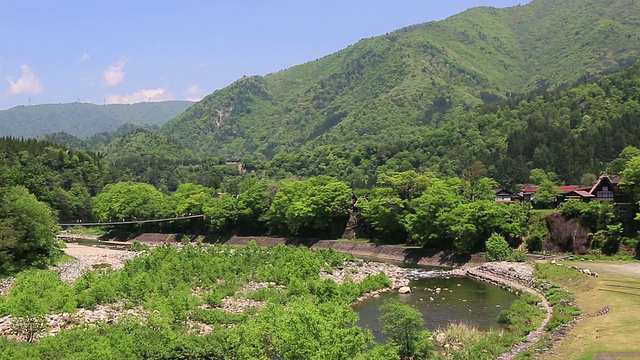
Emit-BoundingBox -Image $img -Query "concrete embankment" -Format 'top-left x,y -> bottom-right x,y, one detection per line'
61,233 -> 485,267
225,236 -> 485,267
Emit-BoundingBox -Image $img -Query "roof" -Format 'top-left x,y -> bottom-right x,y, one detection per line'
557,185 -> 581,193
589,175 -> 615,194
520,185 -> 539,194
226,157 -> 242,162
574,190 -> 595,198
493,188 -> 513,195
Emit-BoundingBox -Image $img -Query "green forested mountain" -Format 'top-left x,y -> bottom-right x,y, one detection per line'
0,101 -> 193,139
161,0 -> 640,159
264,60 -> 640,188
39,123 -> 161,151
96,130 -> 194,162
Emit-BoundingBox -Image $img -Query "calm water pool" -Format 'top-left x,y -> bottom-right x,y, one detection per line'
354,274 -> 518,343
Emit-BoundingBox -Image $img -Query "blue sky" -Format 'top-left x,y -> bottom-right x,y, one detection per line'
0,0 -> 530,110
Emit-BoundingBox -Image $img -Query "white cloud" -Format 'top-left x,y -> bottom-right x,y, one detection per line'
78,53 -> 91,63
103,58 -> 127,87
185,85 -> 203,102
105,88 -> 172,104
6,64 -> 43,95
186,85 -> 201,95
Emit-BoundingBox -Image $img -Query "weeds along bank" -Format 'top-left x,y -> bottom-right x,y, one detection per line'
0,242 -> 571,360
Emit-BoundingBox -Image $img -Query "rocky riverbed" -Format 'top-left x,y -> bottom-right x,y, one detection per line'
0,277 -> 14,297
1,241 -> 559,358
0,245 -> 418,341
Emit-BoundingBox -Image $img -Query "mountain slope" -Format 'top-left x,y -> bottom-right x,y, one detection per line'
0,101 -> 194,139
262,59 -> 640,188
161,0 -> 640,158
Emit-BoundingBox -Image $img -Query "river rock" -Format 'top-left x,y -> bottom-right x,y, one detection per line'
398,286 -> 411,294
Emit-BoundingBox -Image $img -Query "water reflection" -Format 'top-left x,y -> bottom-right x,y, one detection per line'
354,275 -> 518,343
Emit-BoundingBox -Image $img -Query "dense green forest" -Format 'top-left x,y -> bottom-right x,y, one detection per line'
267,60 -> 640,187
0,137 -> 112,221
160,0 -> 640,159
0,101 -> 193,139
3,130 -> 636,266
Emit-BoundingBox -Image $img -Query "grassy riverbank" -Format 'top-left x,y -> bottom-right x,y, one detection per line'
536,260 -> 640,359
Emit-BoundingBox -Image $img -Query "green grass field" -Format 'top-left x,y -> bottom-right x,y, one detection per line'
545,261 -> 640,359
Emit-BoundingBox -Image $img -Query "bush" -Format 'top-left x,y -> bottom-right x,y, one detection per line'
497,296 -> 544,336
380,299 -> 434,359
509,250 -> 527,262
359,272 -> 391,294
485,233 -> 512,262
129,240 -> 149,252
190,309 -> 246,325
526,214 -> 547,253
559,201 -> 589,219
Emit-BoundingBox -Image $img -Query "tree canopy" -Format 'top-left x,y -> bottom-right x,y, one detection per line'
0,186 -> 61,274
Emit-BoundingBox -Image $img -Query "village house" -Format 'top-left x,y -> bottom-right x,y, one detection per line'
493,188 -> 516,203
495,176 -> 631,215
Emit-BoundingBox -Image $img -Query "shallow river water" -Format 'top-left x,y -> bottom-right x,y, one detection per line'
354,270 -> 518,343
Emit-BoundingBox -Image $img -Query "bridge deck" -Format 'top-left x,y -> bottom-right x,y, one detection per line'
59,215 -> 204,226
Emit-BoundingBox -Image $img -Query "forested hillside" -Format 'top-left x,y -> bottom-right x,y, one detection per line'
0,137 -> 113,221
161,0 -> 640,159
265,60 -> 640,187
0,101 -> 193,139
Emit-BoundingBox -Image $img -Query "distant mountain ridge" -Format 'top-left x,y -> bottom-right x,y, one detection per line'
160,0 -> 640,158
0,101 -> 194,139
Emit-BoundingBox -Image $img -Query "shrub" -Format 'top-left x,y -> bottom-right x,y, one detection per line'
509,250 -> 527,262
560,201 -> 589,219
485,233 -> 512,262
380,299 -> 434,359
359,272 -> 391,294
497,296 -> 544,336
190,309 -> 246,325
129,240 -> 149,252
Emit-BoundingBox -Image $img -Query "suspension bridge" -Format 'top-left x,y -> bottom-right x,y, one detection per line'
59,214 -> 205,227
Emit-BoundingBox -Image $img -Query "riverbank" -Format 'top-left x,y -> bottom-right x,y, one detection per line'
58,232 -> 487,267
466,262 -> 553,360
23,234 -> 563,359
226,236 -> 486,267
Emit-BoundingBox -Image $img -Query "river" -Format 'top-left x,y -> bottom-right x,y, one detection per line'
354,270 -> 519,343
